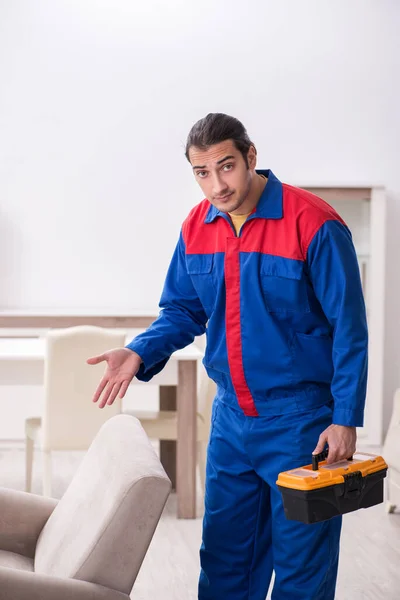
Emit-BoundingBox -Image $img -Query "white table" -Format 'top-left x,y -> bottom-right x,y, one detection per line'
0,309 -> 158,329
0,336 -> 203,519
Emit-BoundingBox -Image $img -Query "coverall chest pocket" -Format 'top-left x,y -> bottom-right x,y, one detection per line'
186,254 -> 217,315
260,255 -> 310,313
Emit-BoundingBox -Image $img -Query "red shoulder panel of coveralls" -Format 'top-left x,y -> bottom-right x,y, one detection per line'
181,187 -> 345,259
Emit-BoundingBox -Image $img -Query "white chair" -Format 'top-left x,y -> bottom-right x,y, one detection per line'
130,366 -> 216,491
25,326 -> 126,497
383,388 -> 400,514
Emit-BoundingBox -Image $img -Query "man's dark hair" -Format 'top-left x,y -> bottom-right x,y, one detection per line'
185,113 -> 255,167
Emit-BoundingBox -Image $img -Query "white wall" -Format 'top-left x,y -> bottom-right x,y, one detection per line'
0,0 -> 399,433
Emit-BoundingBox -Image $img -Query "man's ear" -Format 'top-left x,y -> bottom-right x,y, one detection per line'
247,145 -> 257,170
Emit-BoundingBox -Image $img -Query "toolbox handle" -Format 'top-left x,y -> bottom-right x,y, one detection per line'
312,447 -> 354,471
312,448 -> 329,470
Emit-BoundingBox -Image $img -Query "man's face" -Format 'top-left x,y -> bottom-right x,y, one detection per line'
188,140 -> 256,214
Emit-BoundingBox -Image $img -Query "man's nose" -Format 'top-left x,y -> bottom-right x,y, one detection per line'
212,173 -> 228,197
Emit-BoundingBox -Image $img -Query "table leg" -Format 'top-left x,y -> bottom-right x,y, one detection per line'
177,360 -> 197,519
159,385 -> 177,491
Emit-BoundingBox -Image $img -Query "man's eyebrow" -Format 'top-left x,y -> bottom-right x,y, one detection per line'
192,155 -> 235,170
217,155 -> 235,165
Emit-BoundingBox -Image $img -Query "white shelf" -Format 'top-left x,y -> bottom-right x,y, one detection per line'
312,188 -> 386,446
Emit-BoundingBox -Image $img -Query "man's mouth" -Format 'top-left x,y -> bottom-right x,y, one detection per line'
215,192 -> 234,202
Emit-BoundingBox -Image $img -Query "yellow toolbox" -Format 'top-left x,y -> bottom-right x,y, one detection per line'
276,450 -> 388,524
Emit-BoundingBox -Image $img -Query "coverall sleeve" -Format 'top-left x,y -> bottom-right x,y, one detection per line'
306,219 -> 368,427
126,231 -> 207,381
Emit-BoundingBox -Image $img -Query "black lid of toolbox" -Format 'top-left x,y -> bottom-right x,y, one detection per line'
276,452 -> 388,524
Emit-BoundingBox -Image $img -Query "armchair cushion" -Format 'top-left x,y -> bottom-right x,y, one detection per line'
0,566 -> 129,600
0,488 -> 57,558
0,551 -> 33,572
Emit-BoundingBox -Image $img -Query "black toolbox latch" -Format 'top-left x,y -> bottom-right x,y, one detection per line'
342,471 -> 364,498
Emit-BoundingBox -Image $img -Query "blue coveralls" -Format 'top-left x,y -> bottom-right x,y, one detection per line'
128,170 -> 368,599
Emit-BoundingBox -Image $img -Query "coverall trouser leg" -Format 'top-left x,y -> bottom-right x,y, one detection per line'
198,398 -> 342,600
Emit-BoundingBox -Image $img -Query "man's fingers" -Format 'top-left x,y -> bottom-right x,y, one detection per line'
92,377 -> 108,404
326,445 -> 356,464
107,383 -> 122,406
119,380 -> 130,399
349,440 -> 357,457
95,377 -> 132,408
87,353 -> 107,366
326,442 -> 353,464
326,446 -> 340,464
314,424 -> 357,465
312,432 -> 328,455
98,381 -> 114,409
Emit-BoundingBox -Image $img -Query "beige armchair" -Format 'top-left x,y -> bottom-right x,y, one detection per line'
0,414 -> 171,599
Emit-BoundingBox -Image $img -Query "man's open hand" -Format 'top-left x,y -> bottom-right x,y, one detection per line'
87,348 -> 142,409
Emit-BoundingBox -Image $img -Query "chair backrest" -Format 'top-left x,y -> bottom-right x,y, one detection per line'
383,388 -> 400,471
41,326 -> 126,451
34,414 -> 171,594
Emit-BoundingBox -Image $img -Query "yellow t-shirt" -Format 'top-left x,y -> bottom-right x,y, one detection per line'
228,212 -> 253,236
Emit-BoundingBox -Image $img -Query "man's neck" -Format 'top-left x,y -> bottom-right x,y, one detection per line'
230,173 -> 267,216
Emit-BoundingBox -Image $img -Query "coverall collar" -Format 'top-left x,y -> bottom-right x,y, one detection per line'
204,169 -> 283,224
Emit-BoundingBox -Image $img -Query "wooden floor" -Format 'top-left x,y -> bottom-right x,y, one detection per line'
0,446 -> 399,599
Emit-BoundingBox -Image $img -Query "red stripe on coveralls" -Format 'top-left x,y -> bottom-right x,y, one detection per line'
224,237 -> 258,417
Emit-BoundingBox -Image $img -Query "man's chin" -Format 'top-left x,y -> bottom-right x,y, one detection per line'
215,205 -> 232,214
214,199 -> 241,214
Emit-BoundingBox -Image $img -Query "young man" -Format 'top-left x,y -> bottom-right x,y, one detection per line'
88,113 -> 368,599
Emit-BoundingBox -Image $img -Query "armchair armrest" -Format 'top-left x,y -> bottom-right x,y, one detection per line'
0,488 -> 58,558
0,567 -> 130,600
